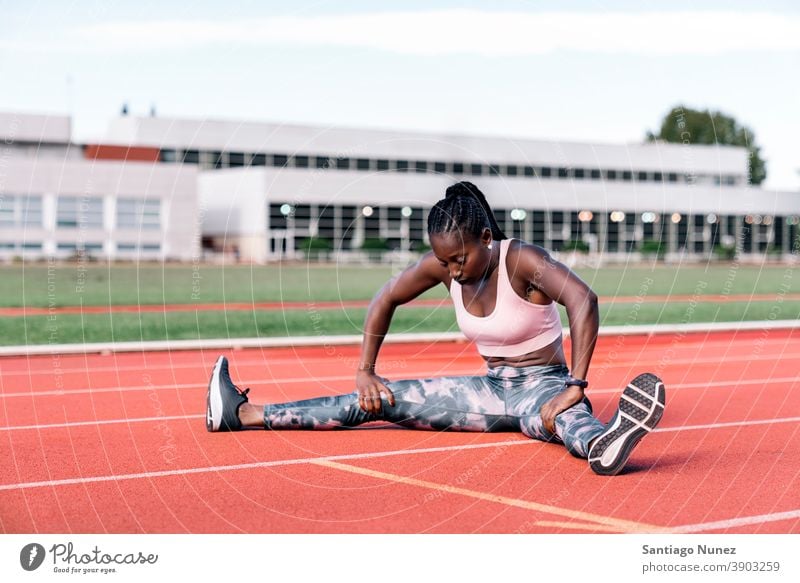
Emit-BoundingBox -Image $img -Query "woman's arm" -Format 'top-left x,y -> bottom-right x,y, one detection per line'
356,252 -> 446,413
509,242 -> 600,431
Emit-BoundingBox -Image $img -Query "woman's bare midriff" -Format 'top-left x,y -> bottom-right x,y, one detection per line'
483,335 -> 567,368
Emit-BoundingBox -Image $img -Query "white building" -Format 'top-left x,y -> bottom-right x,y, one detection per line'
0,112 -> 199,261
104,114 -> 800,264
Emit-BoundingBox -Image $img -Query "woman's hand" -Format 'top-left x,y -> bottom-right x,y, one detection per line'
356,370 -> 396,414
540,385 -> 585,435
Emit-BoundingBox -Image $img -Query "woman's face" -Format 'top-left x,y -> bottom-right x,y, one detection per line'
430,230 -> 492,285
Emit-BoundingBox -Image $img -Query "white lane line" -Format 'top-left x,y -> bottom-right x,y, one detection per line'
3,371 -> 798,400
673,509 -> 800,533
3,335 -> 797,377
0,414 -> 202,431
653,416 -> 800,433
0,438 -> 538,492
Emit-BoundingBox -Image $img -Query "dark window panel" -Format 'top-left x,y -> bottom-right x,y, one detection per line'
434,162 -> 446,173
336,158 -> 350,170
396,160 -> 409,172
590,169 -> 601,179
377,159 -> 390,171
668,172 -> 678,182
506,165 -> 518,176
357,158 -> 370,171
558,167 -> 568,178
251,153 -> 267,166
229,152 -> 246,167
452,162 -> 464,174
273,154 -> 288,167
541,167 -> 552,178
622,170 -> 632,181
637,171 -> 648,181
574,168 -> 585,179
653,172 -> 663,181
315,156 -> 331,169
524,166 -> 535,177
415,161 -> 428,173
182,150 -> 199,164
470,164 -> 483,176
606,170 -> 617,180
295,155 -> 309,168
160,149 -> 177,163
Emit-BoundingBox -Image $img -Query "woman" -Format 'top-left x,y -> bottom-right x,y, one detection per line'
206,182 -> 666,476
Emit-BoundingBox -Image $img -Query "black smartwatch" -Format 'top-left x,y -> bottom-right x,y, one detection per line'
564,375 -> 588,389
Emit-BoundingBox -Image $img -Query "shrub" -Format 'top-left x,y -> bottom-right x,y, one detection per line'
561,240 -> 590,253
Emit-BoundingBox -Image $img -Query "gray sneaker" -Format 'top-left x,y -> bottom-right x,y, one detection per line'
588,373 -> 666,476
206,356 -> 250,432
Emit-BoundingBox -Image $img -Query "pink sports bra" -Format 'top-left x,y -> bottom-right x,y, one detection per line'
449,238 -> 563,357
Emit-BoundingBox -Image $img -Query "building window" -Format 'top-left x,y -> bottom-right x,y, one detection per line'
272,154 -> 288,167
117,198 -> 160,230
210,151 -> 224,169
396,160 -> 409,172
357,158 -> 371,171
637,171 -> 648,182
452,162 -> 464,174
377,159 -> 390,171
57,196 -> 103,229
434,162 -> 446,174
182,150 -> 200,164
229,152 -> 246,167
590,169 -> 601,180
606,170 -> 617,180
622,170 -> 632,181
541,167 -> 552,178
470,164 -> 483,176
524,166 -> 535,177
251,153 -> 267,166
295,155 -> 310,168
315,156 -> 331,169
335,157 -> 350,170
506,165 -> 518,176
653,172 -> 663,182
415,161 -> 428,173
557,168 -> 568,178
160,149 -> 177,163
0,196 -> 38,227
667,172 -> 678,182
574,168 -> 585,179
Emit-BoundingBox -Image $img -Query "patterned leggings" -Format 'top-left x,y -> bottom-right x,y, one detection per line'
264,364 -> 606,458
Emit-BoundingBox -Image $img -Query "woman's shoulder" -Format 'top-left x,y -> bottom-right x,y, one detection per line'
504,238 -> 553,263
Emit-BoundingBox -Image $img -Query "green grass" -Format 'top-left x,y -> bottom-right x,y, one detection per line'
2,262 -> 797,307
1,261 -> 797,345
4,300 -> 798,346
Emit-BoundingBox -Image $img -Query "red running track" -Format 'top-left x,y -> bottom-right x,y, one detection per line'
0,329 -> 798,533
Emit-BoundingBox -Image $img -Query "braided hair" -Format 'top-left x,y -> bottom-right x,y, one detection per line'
427,182 -> 507,242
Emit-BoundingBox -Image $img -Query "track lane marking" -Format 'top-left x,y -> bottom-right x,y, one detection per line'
3,371 -> 799,400
0,438 -> 540,491
672,509 -> 800,532
312,459 -> 666,533
2,414 -> 799,434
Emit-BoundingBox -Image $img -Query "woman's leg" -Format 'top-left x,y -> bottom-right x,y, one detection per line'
503,366 -> 605,458
262,375 -> 512,431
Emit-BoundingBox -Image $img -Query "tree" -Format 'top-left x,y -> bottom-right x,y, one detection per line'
647,105 -> 766,185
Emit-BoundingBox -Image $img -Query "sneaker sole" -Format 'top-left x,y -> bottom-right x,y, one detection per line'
206,356 -> 225,432
588,373 -> 665,476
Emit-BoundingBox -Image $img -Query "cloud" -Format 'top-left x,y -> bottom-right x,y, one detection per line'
62,10 -> 800,56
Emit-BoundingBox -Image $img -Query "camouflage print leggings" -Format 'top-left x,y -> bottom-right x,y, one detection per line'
264,364 -> 606,458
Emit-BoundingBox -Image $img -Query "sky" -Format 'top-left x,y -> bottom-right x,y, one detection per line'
1,0 -> 798,190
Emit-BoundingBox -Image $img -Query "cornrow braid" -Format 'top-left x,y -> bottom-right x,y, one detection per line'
427,182 -> 507,241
